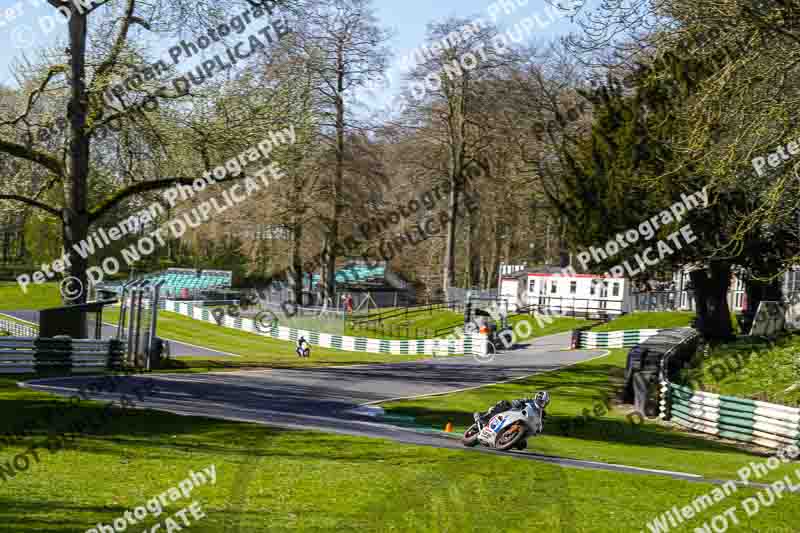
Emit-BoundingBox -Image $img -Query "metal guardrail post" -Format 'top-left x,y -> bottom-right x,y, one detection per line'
146,280 -> 164,371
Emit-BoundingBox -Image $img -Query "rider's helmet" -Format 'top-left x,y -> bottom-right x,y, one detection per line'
533,391 -> 551,409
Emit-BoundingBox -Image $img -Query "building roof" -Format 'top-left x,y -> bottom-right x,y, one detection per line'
500,265 -> 625,281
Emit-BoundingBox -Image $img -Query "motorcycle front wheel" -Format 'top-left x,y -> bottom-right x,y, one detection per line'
495,422 -> 527,451
462,424 -> 480,447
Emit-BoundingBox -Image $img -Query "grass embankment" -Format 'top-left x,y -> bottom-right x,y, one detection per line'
351,306 -> 592,341
677,333 -> 800,406
347,308 -> 464,339
591,311 -> 696,332
2,377 -> 799,532
507,314 -> 593,341
0,282 -> 62,311
104,309 -> 445,371
382,348 -> 799,483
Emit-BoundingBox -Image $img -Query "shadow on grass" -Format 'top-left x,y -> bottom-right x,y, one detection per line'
379,361 -> 765,459
158,356 -> 441,372
1,374 -> 420,464
0,496 -> 128,533
386,403 -> 756,457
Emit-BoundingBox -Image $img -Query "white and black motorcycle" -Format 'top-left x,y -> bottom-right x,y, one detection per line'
462,392 -> 550,451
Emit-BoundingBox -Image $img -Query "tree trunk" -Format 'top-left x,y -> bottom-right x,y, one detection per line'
324,46 -> 346,303
64,9 -> 91,337
319,232 -> 329,307
744,274 -> 783,322
442,174 -> 459,295
467,198 -> 481,288
487,227 -> 501,289
441,67 -> 469,296
690,262 -> 734,341
289,218 -> 303,306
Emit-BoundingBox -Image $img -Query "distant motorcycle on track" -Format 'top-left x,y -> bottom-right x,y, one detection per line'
296,336 -> 311,358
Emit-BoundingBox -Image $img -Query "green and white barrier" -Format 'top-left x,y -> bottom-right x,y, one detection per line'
164,301 -> 486,358
0,338 -> 124,375
660,382 -> 800,450
577,329 -> 662,349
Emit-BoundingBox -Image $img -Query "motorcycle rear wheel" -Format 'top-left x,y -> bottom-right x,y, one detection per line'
462,424 -> 480,447
495,422 -> 527,451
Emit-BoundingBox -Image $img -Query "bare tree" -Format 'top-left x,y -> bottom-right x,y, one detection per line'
0,0 -> 302,335
288,0 -> 391,303
403,17 -> 512,293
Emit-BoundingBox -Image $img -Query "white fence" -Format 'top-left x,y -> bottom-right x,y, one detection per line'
0,315 -> 38,337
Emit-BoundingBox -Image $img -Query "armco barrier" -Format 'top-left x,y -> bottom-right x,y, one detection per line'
163,301 -> 487,357
660,382 -> 800,450
577,329 -> 662,349
0,338 -> 124,375
653,329 -> 800,450
624,328 -> 700,416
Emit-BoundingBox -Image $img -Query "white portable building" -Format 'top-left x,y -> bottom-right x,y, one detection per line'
498,268 -> 632,317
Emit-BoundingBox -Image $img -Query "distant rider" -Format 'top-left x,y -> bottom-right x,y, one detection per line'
296,336 -> 310,358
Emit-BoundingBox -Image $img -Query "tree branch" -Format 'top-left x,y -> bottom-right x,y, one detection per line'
89,176 -> 196,222
0,65 -> 66,128
0,138 -> 64,175
0,194 -> 61,216
90,0 -> 145,95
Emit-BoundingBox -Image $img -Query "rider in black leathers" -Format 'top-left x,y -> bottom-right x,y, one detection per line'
475,399 -> 526,424
475,395 -> 549,426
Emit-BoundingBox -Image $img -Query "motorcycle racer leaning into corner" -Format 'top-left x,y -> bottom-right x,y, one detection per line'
474,391 -> 551,428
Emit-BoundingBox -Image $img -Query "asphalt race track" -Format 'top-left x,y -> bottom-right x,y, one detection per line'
21,333 -> 765,488
0,310 -> 235,357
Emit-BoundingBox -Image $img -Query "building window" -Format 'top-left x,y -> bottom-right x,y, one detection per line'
570,281 -> 577,294
590,281 -> 596,296
612,282 -> 620,296
551,280 -> 558,294
529,280 -> 535,292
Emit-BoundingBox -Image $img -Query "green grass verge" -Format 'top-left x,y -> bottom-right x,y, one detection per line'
507,315 -> 593,341
382,349 -> 799,482
104,309 -> 447,370
347,309 -> 464,339
2,377 -> 799,532
0,282 -> 63,311
591,311 -> 696,332
350,308 -> 592,342
677,333 -> 800,406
